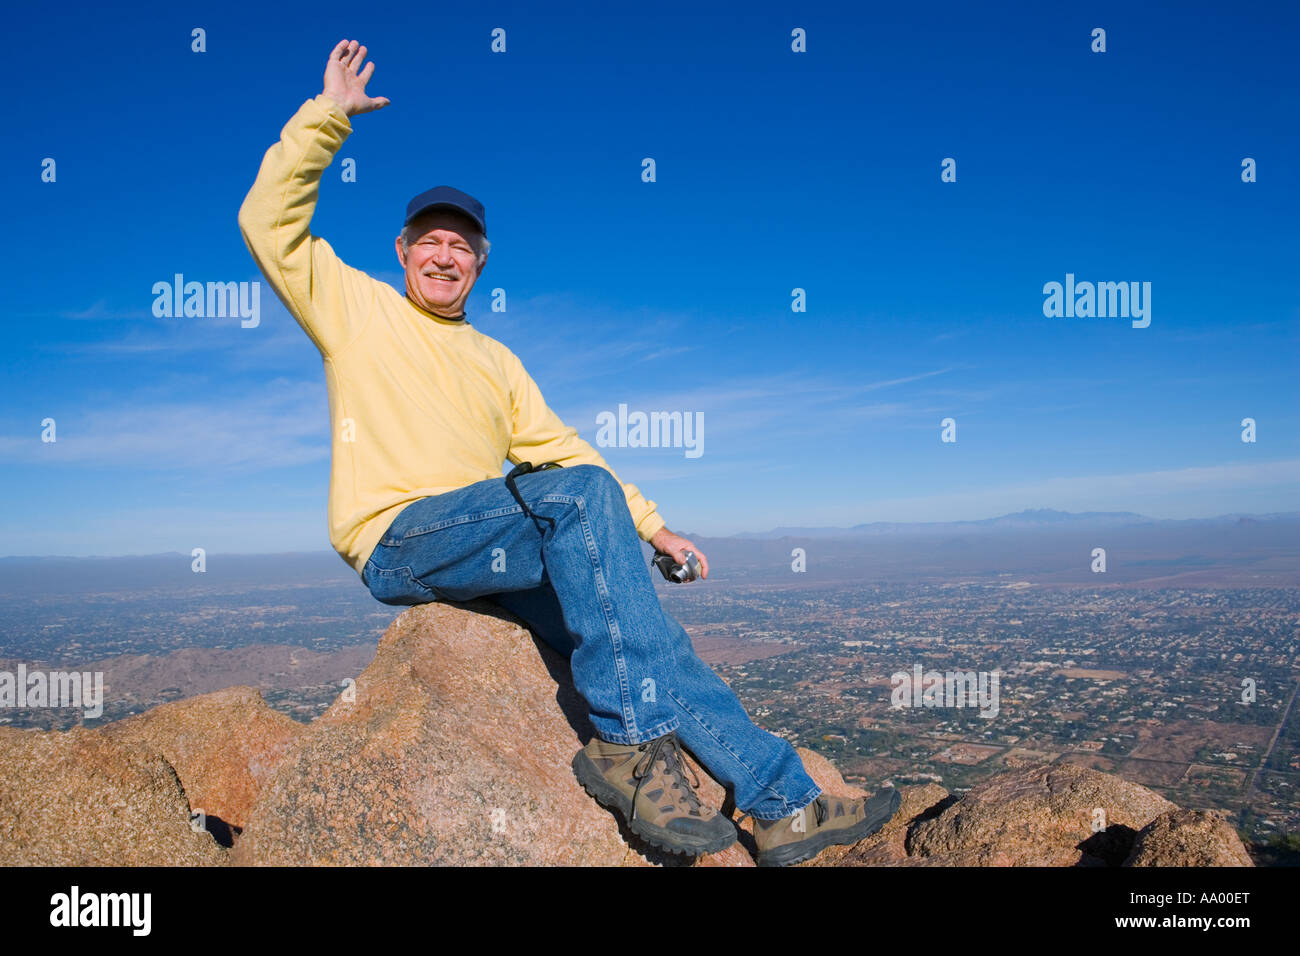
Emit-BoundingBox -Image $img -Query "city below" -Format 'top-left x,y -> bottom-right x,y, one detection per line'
2,509 -> 1297,862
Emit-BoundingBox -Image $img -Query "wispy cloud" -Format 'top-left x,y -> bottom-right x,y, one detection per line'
641,345 -> 698,362
0,504 -> 329,558
0,379 -> 329,471
471,290 -> 703,381
27,279 -> 318,362
516,365 -> 957,476
56,300 -> 157,321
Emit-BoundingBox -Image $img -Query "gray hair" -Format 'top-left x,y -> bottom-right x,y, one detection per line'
400,216 -> 490,271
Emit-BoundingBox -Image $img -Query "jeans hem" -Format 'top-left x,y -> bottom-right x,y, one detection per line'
742,783 -> 824,820
593,717 -> 680,746
667,685 -> 820,810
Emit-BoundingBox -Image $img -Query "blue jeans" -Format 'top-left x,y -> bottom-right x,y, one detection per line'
361,463 -> 821,819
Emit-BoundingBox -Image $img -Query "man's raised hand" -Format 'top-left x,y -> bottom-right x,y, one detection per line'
322,39 -> 390,117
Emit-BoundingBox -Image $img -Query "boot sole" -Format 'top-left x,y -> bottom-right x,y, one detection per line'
756,786 -> 902,867
572,749 -> 737,857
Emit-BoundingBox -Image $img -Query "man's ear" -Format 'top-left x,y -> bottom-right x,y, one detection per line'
475,252 -> 488,278
395,236 -> 407,268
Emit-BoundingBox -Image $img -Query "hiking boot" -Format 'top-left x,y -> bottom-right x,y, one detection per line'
572,731 -> 737,857
751,787 -> 901,867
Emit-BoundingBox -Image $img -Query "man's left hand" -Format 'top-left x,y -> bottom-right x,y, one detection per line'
649,528 -> 709,581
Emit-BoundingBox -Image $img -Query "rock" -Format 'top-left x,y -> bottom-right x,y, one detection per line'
102,686 -> 304,845
231,599 -> 754,866
0,726 -> 226,866
908,763 -> 1176,865
1124,809 -> 1254,867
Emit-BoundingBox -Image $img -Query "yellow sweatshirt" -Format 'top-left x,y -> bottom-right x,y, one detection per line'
238,94 -> 666,578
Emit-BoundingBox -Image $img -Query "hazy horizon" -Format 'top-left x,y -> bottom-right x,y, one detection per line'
3,507 -> 1298,572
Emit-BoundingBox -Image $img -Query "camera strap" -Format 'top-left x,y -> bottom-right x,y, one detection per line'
504,460 -> 563,536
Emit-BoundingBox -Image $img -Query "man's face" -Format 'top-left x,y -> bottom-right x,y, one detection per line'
395,210 -> 485,318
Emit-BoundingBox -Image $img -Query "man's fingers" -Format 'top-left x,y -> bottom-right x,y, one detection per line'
685,544 -> 707,579
680,545 -> 707,580
345,45 -> 366,75
359,61 -> 375,83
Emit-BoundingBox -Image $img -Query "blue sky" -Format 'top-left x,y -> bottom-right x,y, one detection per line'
2,0 -> 1297,557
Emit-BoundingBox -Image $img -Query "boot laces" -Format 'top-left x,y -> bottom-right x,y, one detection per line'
630,734 -> 703,821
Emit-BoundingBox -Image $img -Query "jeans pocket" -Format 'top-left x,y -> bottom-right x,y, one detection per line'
365,564 -> 441,606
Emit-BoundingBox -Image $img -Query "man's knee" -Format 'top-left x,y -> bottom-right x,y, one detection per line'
543,465 -> 634,532
566,463 -> 623,500
567,463 -> 615,486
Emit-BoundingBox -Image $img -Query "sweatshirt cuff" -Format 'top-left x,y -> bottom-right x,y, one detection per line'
310,93 -> 353,130
637,511 -> 667,543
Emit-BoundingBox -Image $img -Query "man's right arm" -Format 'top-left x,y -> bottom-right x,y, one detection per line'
236,94 -> 371,356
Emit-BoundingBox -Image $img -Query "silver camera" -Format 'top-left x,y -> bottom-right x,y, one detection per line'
653,549 -> 701,583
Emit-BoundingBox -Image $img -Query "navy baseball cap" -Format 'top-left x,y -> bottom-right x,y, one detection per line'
403,186 -> 487,237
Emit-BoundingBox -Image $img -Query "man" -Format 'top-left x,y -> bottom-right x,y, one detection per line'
238,38 -> 900,866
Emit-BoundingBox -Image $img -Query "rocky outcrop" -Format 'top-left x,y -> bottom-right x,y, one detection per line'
102,686 -> 305,844
906,763 -> 1180,866
0,726 -> 226,866
0,600 -> 1256,867
228,599 -> 753,866
1124,808 -> 1255,867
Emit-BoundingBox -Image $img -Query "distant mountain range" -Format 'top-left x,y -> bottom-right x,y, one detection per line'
730,509 -> 1300,540
1,510 -> 1297,592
